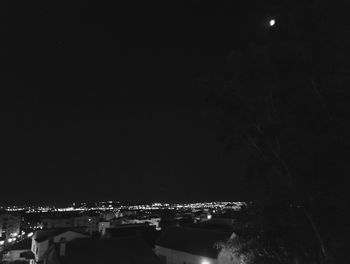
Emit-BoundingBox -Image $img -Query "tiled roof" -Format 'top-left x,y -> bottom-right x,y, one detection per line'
156,227 -> 231,258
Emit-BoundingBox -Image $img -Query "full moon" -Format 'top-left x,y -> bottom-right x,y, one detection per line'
269,19 -> 276,27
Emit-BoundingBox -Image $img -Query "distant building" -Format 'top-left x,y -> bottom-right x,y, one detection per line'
1,238 -> 33,263
196,211 -> 239,234
207,218 -> 234,227
98,221 -> 111,236
30,229 -> 88,264
103,223 -> 160,248
159,215 -> 180,230
97,219 -> 129,237
42,218 -> 71,229
120,216 -> 161,230
73,215 -> 99,235
155,227 -> 238,264
119,210 -> 137,217
100,211 -> 119,221
98,214 -> 161,237
193,211 -> 212,223
42,214 -> 99,235
0,212 -> 21,239
42,237 -> 162,264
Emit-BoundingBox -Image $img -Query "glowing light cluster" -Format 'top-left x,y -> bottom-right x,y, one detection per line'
5,201 -> 246,214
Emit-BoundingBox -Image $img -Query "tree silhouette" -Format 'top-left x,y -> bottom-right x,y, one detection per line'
204,0 -> 350,263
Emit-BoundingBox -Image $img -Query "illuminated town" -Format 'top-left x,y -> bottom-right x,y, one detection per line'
2,201 -> 245,213
0,0 -> 346,262
0,201 -> 246,263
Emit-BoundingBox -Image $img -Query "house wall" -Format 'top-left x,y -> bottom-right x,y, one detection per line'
32,231 -> 88,263
155,246 -> 217,264
33,239 -> 49,263
98,221 -> 110,236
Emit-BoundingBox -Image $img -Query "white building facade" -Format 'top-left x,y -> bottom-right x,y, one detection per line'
30,230 -> 88,264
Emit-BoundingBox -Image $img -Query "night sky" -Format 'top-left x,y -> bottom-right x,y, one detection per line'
0,1 -> 279,205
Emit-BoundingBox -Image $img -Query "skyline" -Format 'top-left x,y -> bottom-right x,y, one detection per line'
1,201 -> 246,210
0,1 -> 349,263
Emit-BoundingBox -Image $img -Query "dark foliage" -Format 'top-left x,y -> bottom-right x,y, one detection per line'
204,0 -> 350,263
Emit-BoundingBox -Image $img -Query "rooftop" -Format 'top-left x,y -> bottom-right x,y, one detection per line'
49,237 -> 162,264
105,224 -> 159,247
34,229 -> 87,242
156,227 -> 231,258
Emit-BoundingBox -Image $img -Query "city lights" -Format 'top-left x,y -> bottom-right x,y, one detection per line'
27,232 -> 34,237
0,240 -> 4,245
3,201 -> 246,214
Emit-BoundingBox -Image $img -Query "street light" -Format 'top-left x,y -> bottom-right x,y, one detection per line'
269,19 -> 276,27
